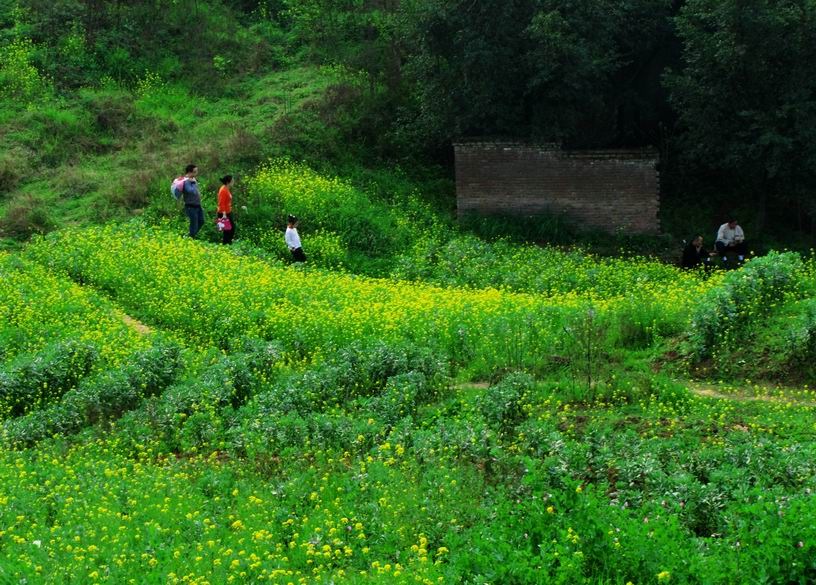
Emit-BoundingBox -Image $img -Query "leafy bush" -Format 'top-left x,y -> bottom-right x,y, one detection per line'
117,340 -> 284,453
3,341 -> 182,447
784,299 -> 816,371
0,195 -> 56,240
458,210 -> 578,244
368,371 -> 426,426
0,147 -> 31,195
688,252 -> 807,361
227,340 -> 449,459
0,339 -> 99,418
479,371 -> 534,431
0,37 -> 51,104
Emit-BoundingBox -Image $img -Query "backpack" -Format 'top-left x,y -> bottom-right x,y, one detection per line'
170,177 -> 187,201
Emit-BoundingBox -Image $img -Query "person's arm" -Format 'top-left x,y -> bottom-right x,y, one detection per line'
716,224 -> 727,242
735,226 -> 744,242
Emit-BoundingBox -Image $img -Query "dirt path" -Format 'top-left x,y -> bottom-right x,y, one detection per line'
118,312 -> 152,336
687,382 -> 816,407
458,381 -> 816,408
456,382 -> 490,390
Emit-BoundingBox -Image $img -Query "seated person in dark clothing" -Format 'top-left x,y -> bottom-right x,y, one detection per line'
682,235 -> 713,269
715,218 -> 747,262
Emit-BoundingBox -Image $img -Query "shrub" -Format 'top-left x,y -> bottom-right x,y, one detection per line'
116,340 -> 284,452
334,340 -> 450,401
0,148 -> 31,195
368,371 -> 426,426
688,252 -> 806,361
0,339 -> 99,418
783,297 -> 816,351
479,371 -> 535,431
0,38 -> 51,104
0,194 -> 56,240
458,209 -> 577,244
3,341 -> 182,447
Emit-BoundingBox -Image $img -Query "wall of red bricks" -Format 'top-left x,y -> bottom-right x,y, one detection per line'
454,142 -> 660,234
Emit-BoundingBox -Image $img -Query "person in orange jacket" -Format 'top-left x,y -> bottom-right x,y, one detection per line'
217,175 -> 235,245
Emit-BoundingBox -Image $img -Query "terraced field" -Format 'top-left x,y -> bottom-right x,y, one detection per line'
1,220 -> 815,584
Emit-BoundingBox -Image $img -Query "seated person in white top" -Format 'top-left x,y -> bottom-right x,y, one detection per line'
715,218 -> 747,262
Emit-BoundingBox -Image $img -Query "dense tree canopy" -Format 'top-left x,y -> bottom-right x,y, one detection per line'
668,0 -> 816,229
396,0 -> 675,148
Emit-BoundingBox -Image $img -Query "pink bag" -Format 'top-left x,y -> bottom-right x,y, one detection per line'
216,216 -> 232,232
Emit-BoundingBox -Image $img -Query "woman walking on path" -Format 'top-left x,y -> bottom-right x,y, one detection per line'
217,175 -> 235,245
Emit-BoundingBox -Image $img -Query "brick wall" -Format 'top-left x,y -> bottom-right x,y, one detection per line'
454,142 -> 660,234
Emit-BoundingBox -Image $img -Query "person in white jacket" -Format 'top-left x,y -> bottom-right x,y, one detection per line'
285,214 -> 306,262
715,218 -> 747,262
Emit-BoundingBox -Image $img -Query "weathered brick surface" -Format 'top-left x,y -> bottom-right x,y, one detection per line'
454,142 -> 660,234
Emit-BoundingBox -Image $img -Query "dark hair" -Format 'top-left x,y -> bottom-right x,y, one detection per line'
220,175 -> 233,185
287,214 -> 297,224
727,217 -> 737,224
185,164 -> 197,174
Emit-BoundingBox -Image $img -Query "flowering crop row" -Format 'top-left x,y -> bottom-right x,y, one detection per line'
24,224 -> 591,371
2,221 -> 816,583
24,224 -> 719,375
3,341 -> 183,447
393,233 -> 719,301
2,365 -> 815,584
244,158 -> 429,262
0,253 -> 150,366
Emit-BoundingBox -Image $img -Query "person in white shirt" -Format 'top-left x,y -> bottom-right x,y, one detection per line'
715,218 -> 747,262
285,214 -> 306,262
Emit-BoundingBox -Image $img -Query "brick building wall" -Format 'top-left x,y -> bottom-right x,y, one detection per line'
454,142 -> 660,234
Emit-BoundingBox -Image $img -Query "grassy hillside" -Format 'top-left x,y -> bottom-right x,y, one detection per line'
0,64 -> 400,244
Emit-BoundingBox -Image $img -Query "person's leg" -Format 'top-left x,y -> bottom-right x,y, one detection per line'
292,248 -> 306,262
715,241 -> 727,255
192,207 -> 204,238
185,206 -> 196,237
735,241 -> 748,257
223,213 -> 235,244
